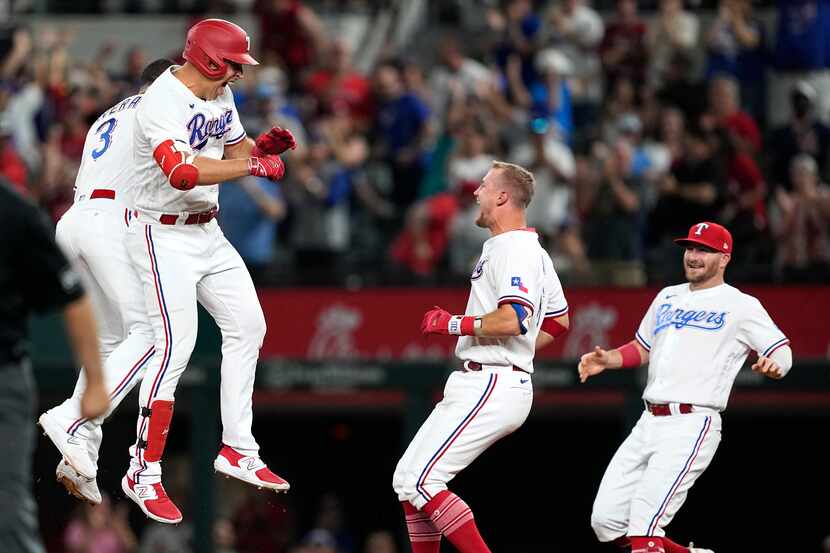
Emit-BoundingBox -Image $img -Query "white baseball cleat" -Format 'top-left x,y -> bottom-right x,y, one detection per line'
56,459 -> 102,505
688,542 -> 715,553
38,411 -> 96,479
121,475 -> 183,524
213,444 -> 290,492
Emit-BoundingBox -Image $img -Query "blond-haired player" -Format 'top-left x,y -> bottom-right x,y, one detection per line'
393,161 -> 570,553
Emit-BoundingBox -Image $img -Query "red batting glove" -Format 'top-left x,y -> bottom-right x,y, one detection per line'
421,306 -> 476,336
248,155 -> 286,181
252,126 -> 297,156
421,306 -> 452,335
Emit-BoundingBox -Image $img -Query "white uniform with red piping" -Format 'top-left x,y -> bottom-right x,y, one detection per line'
124,66 -> 263,484
393,229 -> 568,509
47,94 -> 155,475
591,282 -> 790,541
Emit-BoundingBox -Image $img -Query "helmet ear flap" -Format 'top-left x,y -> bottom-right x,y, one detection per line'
184,42 -> 227,79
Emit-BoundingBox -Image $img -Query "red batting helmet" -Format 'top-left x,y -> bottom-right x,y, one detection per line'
183,19 -> 259,80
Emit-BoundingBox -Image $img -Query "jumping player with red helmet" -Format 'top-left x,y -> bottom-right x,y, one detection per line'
120,19 -> 297,524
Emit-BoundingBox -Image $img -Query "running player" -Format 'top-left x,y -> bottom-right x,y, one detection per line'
393,161 -> 570,553
581,222 -> 792,553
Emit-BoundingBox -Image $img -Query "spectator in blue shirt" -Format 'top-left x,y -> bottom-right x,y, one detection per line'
219,177 -> 286,284
371,61 -> 431,216
770,0 -> 830,125
705,0 -> 768,123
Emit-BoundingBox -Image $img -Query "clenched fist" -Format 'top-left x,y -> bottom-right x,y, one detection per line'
252,126 -> 297,156
248,155 -> 286,181
421,306 -> 453,335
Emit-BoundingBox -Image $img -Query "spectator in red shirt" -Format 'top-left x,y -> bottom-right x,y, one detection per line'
254,0 -> 326,89
703,74 -> 761,154
0,116 -> 27,196
304,40 -> 373,126
600,0 -> 648,88
390,186 -> 471,278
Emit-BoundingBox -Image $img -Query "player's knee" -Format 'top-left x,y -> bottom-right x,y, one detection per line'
392,463 -> 416,499
245,309 -> 267,347
590,508 -> 625,542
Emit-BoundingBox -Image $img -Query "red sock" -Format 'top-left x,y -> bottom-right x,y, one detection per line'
630,536 -> 666,553
402,501 -> 441,553
422,491 -> 491,553
661,537 -> 690,553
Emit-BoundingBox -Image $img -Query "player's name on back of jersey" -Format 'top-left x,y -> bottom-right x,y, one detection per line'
95,95 -> 142,124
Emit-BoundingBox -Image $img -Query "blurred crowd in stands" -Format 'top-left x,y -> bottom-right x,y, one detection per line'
3,0 -> 830,287
54,479 -> 399,553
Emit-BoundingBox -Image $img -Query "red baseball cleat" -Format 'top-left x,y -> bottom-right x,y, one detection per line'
213,444 -> 290,492
121,475 -> 183,524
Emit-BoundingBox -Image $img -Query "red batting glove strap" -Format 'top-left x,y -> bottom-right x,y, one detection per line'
617,342 -> 641,368
248,155 -> 286,181
451,315 -> 476,336
254,127 -> 297,156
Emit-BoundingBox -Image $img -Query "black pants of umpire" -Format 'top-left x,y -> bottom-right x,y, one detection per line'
0,361 -> 46,553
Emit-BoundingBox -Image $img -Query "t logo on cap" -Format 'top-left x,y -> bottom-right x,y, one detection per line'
674,221 -> 733,253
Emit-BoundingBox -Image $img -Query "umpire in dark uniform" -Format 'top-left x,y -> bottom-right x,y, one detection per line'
0,180 -> 109,552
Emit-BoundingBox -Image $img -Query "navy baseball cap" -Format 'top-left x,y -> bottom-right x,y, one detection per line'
674,221 -> 733,253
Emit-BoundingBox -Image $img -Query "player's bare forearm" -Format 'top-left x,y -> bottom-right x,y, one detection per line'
192,156 -> 249,185
63,296 -> 109,418
63,296 -> 104,384
475,304 -> 524,337
536,330 -> 554,350
224,136 -> 255,159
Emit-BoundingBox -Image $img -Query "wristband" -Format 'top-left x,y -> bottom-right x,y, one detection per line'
448,315 -> 477,336
617,342 -> 641,368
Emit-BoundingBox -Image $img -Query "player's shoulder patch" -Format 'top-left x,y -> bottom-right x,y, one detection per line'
471,256 -> 488,280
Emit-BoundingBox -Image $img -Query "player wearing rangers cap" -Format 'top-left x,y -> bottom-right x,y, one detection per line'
120,18 -> 297,524
579,222 -> 793,553
393,161 -> 570,553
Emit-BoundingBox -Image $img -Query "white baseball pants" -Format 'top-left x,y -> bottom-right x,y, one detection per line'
591,409 -> 722,541
125,217 -> 265,483
393,367 -> 533,510
50,197 -> 155,472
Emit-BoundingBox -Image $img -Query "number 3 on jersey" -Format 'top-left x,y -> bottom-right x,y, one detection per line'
91,118 -> 117,160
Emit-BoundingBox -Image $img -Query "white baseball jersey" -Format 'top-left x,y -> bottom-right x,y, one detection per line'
130,66 -> 247,214
634,283 -> 789,410
74,94 -> 144,205
455,229 -> 568,373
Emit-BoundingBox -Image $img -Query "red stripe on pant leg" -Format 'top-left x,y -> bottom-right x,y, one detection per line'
647,417 -> 712,535
417,374 -> 498,499
136,225 -> 174,481
67,346 -> 155,435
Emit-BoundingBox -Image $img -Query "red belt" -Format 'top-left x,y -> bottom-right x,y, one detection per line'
465,361 -> 528,374
90,188 -> 115,200
159,207 -> 218,225
646,401 -> 693,416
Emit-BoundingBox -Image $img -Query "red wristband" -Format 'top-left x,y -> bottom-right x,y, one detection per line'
460,316 -> 476,336
617,342 -> 641,368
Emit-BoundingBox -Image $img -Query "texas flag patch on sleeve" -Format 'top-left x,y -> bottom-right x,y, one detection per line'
511,276 -> 528,293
